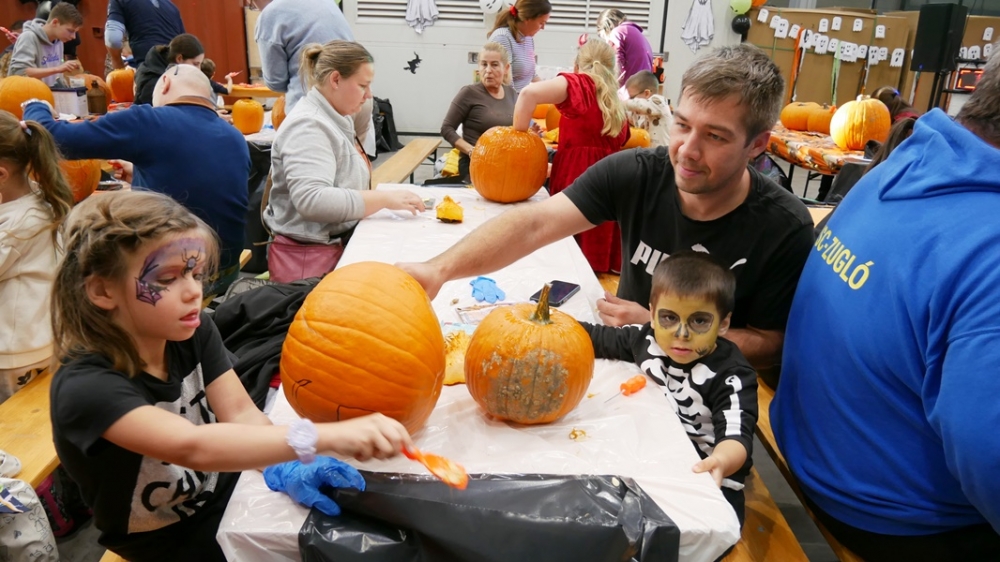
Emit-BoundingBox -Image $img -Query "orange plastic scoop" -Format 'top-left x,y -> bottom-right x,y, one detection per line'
402,447 -> 469,490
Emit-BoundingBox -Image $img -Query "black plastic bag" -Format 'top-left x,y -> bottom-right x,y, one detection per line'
300,472 -> 680,562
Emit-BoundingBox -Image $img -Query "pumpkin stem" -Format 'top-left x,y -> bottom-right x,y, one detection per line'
530,283 -> 552,324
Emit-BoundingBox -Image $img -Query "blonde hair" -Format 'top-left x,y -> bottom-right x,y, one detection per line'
52,191 -> 219,377
576,39 -> 627,137
300,40 -> 374,91
0,111 -> 73,239
595,8 -> 627,36
488,0 -> 552,42
480,41 -> 512,86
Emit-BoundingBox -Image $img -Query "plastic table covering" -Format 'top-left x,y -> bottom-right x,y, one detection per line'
767,123 -> 865,176
216,186 -> 741,562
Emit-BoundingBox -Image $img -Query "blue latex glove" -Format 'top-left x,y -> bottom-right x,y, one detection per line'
263,457 -> 365,516
470,276 -> 505,303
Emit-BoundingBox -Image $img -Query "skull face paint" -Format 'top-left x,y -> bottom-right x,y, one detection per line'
650,293 -> 725,365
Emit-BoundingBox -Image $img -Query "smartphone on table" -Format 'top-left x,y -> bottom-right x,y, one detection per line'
529,280 -> 581,307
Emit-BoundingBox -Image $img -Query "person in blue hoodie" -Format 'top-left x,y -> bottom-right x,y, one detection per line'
772,44 -> 1000,561
22,65 -> 250,295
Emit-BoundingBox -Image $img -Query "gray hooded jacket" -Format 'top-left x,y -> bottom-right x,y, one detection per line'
8,19 -> 65,87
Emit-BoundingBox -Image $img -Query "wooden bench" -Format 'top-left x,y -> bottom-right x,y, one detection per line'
723,468 -> 809,561
756,378 -> 865,562
0,369 -> 57,488
371,137 -> 442,187
99,551 -> 126,562
239,248 -> 252,269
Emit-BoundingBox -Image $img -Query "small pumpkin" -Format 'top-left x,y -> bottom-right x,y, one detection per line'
105,67 -> 135,103
779,101 -> 820,131
806,104 -> 837,135
622,127 -> 651,149
751,0 -> 768,6
435,194 -> 464,223
469,126 -> 548,203
59,159 -> 102,203
545,104 -> 561,131
532,103 -> 553,120
830,96 -> 891,150
232,98 -> 265,134
280,261 -> 446,433
0,76 -> 56,119
464,284 -> 595,425
271,95 -> 286,131
81,74 -> 112,109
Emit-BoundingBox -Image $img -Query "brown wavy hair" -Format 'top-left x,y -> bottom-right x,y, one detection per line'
488,0 -> 552,43
300,40 -> 374,91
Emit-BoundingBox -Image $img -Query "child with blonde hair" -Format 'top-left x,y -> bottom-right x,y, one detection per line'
0,111 -> 73,403
512,38 -> 628,272
50,190 -> 413,561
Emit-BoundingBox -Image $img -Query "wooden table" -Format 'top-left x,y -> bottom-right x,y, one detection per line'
228,85 -> 282,99
0,370 -> 57,488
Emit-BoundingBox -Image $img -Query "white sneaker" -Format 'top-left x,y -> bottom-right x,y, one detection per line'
0,450 -> 21,478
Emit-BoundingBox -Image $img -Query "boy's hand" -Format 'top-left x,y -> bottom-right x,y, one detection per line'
692,440 -> 748,488
225,71 -> 242,80
59,60 -> 82,73
692,456 -> 725,487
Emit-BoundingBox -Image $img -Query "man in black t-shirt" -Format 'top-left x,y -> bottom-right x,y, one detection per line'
399,44 -> 813,370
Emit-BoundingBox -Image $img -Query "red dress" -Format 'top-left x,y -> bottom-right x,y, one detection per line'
549,73 -> 629,273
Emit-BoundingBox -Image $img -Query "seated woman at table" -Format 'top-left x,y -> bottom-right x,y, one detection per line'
511,38 -> 628,273
48,191 -> 414,562
440,42 -> 517,183
264,40 -> 425,283
134,33 -> 206,106
872,86 -> 920,123
580,252 -> 757,527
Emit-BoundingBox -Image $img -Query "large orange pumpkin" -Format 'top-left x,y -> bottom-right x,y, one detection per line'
271,95 -> 286,131
545,105 -> 561,131
232,99 -> 265,134
59,159 -> 102,203
830,96 -> 891,150
779,102 -> 820,131
81,74 -> 112,109
469,126 -> 548,203
106,67 -> 135,103
806,104 -> 837,135
622,127 -> 651,149
532,103 -> 553,120
465,284 -> 594,425
280,262 -> 446,434
0,76 -> 56,119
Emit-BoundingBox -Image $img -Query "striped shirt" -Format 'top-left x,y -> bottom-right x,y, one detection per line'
488,27 -> 535,92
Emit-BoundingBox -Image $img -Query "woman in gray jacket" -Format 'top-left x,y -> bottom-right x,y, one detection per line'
264,40 -> 425,282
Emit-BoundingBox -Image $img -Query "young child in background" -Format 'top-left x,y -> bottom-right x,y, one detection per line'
0,112 -> 74,404
199,58 -> 240,106
624,70 -> 671,148
8,2 -> 81,86
512,39 -> 628,273
0,20 -> 25,78
580,251 -> 758,525
49,190 -> 413,561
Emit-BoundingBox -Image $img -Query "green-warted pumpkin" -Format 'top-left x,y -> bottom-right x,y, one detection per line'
106,67 -> 135,103
830,96 -> 891,150
464,284 -> 594,425
59,159 -> 102,203
279,261 -> 446,433
232,99 -> 265,134
0,76 -> 55,119
806,104 -> 837,135
469,126 -> 548,203
622,127 -> 651,149
779,101 -> 820,131
271,95 -> 286,131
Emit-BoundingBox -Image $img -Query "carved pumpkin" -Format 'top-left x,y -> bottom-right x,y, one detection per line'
469,126 -> 548,203
435,194 -> 463,223
622,127 -> 651,149
105,67 -> 135,103
271,95 -> 286,131
59,159 -> 102,203
280,261 -> 446,434
830,96 -> 891,150
82,74 -> 112,109
532,103 -> 553,120
806,104 -> 837,135
465,284 -> 594,425
0,76 -> 55,119
779,101 -> 820,131
545,105 -> 561,131
232,99 -> 264,134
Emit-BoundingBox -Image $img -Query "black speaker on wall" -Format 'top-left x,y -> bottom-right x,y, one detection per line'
910,3 -> 969,73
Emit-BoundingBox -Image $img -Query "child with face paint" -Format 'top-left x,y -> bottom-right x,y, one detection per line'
581,251 -> 758,526
48,191 -> 414,562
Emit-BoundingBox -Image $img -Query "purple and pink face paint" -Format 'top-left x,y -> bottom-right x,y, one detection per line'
134,237 -> 207,305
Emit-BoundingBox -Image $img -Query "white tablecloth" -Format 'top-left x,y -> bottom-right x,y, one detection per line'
217,186 -> 740,562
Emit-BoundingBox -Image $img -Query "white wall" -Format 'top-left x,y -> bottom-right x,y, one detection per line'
342,1 -> 667,134
660,0 -> 743,105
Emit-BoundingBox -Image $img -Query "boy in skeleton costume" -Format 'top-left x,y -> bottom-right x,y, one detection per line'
582,251 -> 757,524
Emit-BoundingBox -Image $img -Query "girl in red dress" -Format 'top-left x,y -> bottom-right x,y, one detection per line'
512,39 -> 628,272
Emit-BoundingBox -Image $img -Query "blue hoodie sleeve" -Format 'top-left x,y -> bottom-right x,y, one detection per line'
932,330 -> 1000,531
23,102 -> 148,163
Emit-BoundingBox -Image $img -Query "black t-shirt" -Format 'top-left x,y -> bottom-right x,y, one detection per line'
564,147 -> 814,331
50,312 -> 237,559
